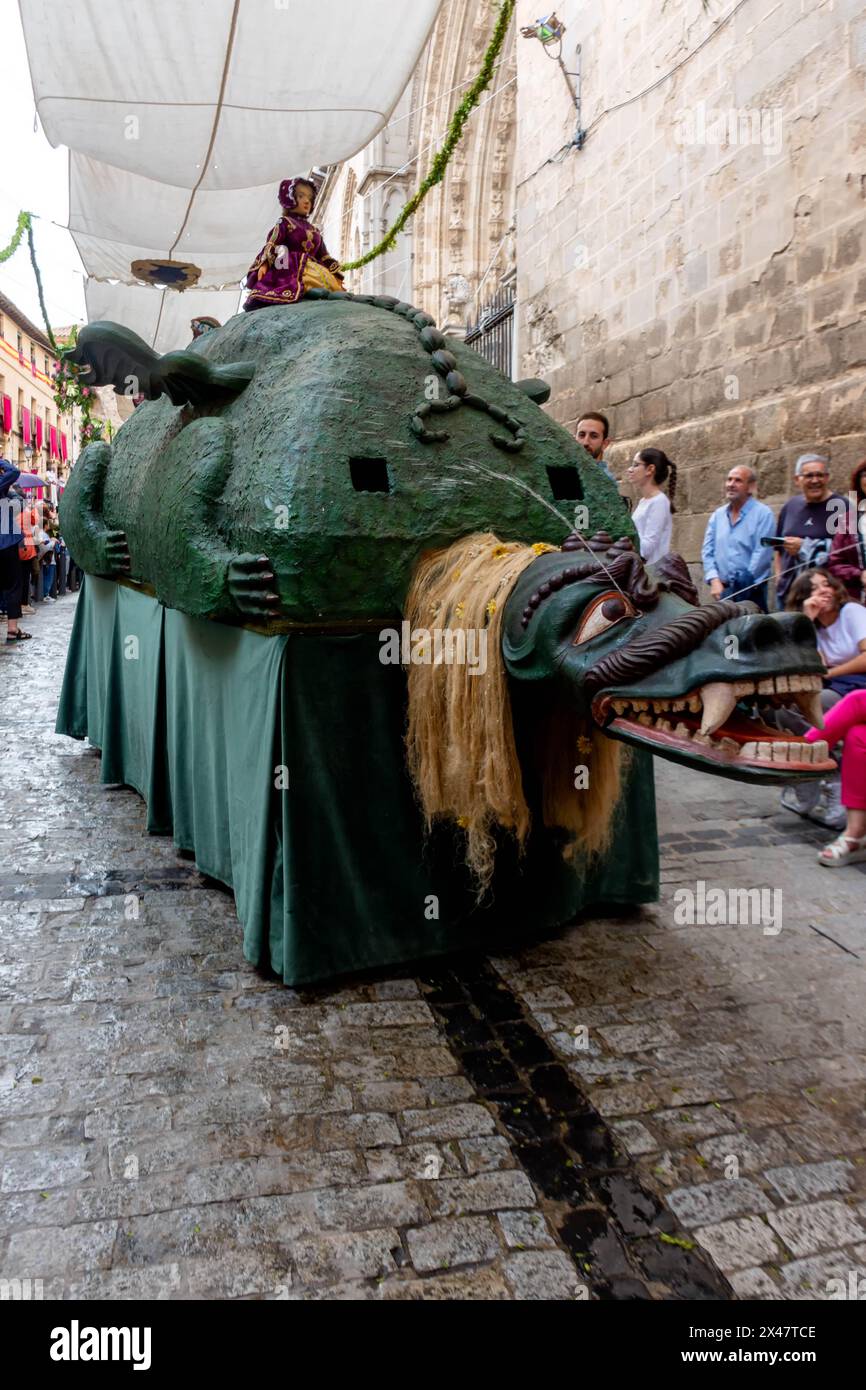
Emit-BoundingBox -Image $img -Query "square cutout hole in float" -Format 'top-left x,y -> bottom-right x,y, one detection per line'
350,457 -> 391,493
546,466 -> 584,500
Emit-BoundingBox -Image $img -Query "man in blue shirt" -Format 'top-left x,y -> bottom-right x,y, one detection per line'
701,464 -> 776,611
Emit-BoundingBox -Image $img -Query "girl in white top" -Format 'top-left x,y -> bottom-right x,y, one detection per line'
627,448 -> 676,565
787,569 -> 866,688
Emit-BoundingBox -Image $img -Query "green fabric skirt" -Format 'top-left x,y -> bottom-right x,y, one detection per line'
56,578 -> 659,985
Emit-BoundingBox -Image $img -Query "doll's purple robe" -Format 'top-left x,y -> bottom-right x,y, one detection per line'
244,214 -> 343,309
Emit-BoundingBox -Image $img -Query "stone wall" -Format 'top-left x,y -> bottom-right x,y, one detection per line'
514,0 -> 866,574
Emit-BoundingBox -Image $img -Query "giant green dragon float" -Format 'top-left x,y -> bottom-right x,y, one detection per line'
57,292 -> 832,984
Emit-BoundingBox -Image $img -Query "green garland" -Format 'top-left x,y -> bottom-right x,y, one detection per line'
52,325 -> 108,446
0,211 -> 107,441
27,221 -> 58,352
0,214 -> 102,442
341,0 -> 516,271
0,210 -> 32,264
0,209 -> 58,351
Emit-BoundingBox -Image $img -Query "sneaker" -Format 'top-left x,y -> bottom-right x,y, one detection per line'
780,782 -> 821,818
21,604 -> 35,615
808,777 -> 847,831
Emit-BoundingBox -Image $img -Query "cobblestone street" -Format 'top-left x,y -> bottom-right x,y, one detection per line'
1,594 -> 865,1301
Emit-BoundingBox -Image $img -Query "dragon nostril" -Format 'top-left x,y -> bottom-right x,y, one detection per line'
792,614 -> 817,645
748,618 -> 785,651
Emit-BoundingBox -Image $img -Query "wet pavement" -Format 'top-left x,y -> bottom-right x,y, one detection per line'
1,592 -> 865,1300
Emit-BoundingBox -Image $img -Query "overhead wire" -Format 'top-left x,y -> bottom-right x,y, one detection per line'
517,0 -> 756,190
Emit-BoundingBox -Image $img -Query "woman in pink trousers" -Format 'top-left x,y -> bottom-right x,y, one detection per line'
805,690 -> 866,865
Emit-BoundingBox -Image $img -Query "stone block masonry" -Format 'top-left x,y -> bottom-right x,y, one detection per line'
514,0 -> 866,572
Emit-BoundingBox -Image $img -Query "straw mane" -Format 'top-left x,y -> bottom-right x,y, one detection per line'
404,532 -> 625,895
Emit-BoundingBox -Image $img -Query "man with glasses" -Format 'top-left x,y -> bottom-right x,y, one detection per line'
774,453 -> 844,608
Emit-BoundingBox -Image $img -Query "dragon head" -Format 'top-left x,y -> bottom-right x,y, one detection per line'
502,532 -> 832,782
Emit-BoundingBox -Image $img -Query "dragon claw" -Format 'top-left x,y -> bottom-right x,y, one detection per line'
103,529 -> 132,575
227,553 -> 281,618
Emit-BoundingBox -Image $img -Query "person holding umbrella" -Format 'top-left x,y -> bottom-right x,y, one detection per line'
0,459 -> 46,644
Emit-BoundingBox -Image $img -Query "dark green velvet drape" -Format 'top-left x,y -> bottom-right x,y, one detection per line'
57,579 -> 659,985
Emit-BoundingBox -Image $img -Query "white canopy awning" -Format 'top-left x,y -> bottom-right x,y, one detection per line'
22,0 -> 440,187
69,153 -> 275,287
21,0 -> 442,347
84,280 -> 244,356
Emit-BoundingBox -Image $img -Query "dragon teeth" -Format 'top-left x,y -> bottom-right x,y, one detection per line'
784,742 -> 814,765
809,739 -> 829,761
698,682 -> 738,736
606,677 -> 826,743
793,691 -> 824,727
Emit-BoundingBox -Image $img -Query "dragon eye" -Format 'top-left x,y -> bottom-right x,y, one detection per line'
573,590 -> 636,645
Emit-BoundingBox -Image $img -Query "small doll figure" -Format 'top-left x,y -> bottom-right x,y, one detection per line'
243,178 -> 344,311
190,316 -> 221,339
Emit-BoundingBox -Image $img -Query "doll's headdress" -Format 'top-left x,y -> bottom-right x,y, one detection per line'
278,178 -> 317,213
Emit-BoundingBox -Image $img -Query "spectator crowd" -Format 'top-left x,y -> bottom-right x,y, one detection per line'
1,456 -> 81,649
574,411 -> 866,867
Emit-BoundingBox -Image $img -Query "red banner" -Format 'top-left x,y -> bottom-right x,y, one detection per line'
50,425 -> 58,459
60,432 -> 68,461
1,394 -> 11,434
21,405 -> 30,445
35,415 -> 43,450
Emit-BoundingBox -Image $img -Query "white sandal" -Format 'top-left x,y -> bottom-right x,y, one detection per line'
818,833 -> 866,868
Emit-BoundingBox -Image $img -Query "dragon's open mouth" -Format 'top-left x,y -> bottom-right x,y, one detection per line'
593,674 -> 835,773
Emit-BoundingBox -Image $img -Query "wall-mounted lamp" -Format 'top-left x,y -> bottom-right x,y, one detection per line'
521,15 -> 586,150
520,12 -> 567,47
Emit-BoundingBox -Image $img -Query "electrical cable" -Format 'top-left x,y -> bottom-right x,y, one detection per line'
517,0 -> 755,189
